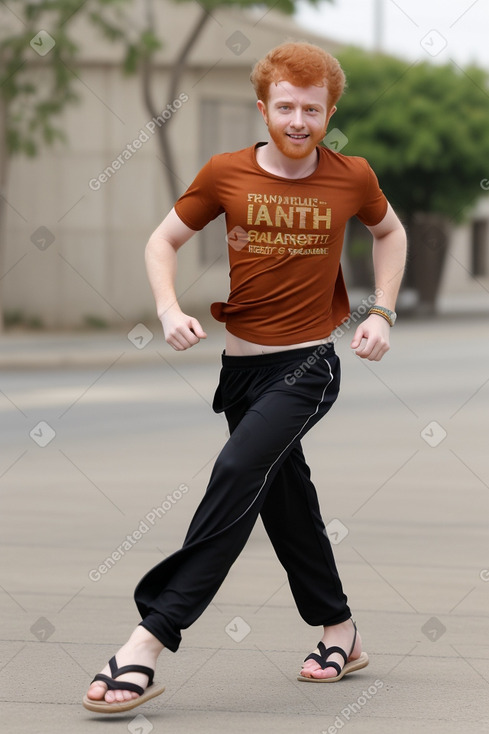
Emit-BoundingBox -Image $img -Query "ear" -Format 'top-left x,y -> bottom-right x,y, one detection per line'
257,99 -> 268,126
324,105 -> 337,135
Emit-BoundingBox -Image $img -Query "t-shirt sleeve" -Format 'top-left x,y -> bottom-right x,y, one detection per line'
355,159 -> 388,227
173,157 -> 224,231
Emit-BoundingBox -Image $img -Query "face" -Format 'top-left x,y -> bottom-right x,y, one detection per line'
257,81 -> 336,160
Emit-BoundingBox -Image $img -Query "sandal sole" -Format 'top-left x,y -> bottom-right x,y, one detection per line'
297,651 -> 369,682
82,683 -> 166,713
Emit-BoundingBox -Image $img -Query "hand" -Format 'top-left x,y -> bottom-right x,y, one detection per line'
350,314 -> 391,361
160,307 -> 207,351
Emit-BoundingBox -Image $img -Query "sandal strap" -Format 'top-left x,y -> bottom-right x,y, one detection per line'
108,655 -> 155,686
302,619 -> 359,675
302,639 -> 349,673
89,655 -> 155,694
303,652 -> 328,669
348,619 -> 358,658
318,641 -> 348,665
302,651 -> 342,676
91,673 -> 144,696
321,660 -> 341,676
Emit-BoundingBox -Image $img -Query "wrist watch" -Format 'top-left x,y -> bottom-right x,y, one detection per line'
367,305 -> 397,326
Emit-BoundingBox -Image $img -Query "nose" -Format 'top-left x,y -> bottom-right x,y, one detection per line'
290,108 -> 305,129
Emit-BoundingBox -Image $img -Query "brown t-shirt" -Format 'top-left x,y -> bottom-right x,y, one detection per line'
174,144 -> 388,345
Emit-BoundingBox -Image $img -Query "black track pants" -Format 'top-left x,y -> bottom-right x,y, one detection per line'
134,343 -> 351,651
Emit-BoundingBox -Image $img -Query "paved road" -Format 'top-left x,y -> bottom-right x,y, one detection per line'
0,317 -> 488,733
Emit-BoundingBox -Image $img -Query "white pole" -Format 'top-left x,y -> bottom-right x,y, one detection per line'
373,0 -> 383,51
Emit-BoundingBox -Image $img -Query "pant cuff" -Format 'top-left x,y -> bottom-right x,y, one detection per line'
138,614 -> 181,652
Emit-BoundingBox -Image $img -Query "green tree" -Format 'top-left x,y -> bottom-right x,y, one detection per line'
332,48 -> 489,313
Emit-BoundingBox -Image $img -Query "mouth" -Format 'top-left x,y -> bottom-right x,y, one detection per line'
287,133 -> 309,140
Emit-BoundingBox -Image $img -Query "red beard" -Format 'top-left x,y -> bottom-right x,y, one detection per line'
267,120 -> 324,160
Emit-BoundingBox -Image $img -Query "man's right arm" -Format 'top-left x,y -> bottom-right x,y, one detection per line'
145,207 -> 207,350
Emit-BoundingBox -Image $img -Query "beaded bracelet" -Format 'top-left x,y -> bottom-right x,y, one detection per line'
367,306 -> 396,326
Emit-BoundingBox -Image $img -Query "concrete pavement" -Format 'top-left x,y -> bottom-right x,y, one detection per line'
0,315 -> 488,733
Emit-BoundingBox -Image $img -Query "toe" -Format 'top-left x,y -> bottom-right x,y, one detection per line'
87,682 -> 108,701
308,667 -> 337,679
87,683 -> 139,704
300,654 -> 341,680
300,660 -> 321,678
300,666 -> 336,680
111,688 -> 139,703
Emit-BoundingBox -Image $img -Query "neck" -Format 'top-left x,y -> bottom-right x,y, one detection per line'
256,141 -> 319,179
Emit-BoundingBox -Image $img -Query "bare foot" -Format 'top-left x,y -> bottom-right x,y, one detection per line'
299,618 -> 363,680
86,626 -> 164,704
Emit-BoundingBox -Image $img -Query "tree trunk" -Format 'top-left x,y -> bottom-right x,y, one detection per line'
0,93 -> 10,332
404,212 -> 450,316
141,5 -> 211,203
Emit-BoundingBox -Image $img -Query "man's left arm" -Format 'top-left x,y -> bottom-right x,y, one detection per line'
350,203 -> 407,361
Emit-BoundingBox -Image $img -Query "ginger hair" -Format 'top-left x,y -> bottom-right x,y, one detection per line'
250,42 -> 346,112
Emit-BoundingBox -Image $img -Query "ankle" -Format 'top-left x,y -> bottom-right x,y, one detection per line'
323,618 -> 352,633
127,626 -> 165,655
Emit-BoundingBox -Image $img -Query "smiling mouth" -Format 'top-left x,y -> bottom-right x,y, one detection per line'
287,134 -> 309,139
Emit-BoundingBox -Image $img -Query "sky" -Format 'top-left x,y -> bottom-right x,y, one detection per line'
295,0 -> 489,69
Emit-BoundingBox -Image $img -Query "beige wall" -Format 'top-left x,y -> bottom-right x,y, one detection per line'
5,67 -> 165,328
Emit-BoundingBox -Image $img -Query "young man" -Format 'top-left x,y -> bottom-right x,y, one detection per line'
83,41 -> 406,713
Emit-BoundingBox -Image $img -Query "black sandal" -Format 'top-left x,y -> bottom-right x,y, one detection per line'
82,655 -> 165,713
297,619 -> 369,682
